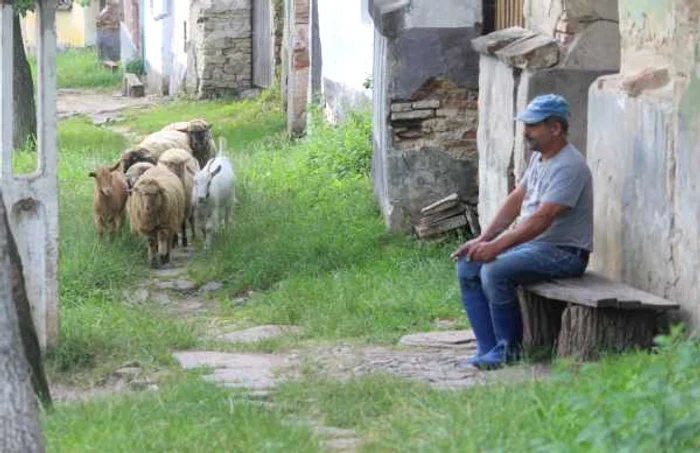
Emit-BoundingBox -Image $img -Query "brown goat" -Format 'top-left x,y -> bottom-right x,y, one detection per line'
89,163 -> 129,241
128,165 -> 186,268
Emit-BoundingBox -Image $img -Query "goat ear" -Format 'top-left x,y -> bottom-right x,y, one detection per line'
211,165 -> 222,177
109,161 -> 121,172
88,171 -> 96,178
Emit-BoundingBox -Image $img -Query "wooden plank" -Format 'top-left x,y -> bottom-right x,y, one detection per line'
102,60 -> 119,72
253,0 -> 274,88
524,271 -> 680,311
415,214 -> 467,238
0,4 -> 13,178
418,205 -> 465,226
122,73 -> 144,98
420,193 -> 461,215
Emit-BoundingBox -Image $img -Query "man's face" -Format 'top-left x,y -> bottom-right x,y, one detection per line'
523,120 -> 554,151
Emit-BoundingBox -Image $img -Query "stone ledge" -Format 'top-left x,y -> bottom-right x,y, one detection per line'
368,0 -> 409,38
495,34 -> 560,70
471,27 -> 533,56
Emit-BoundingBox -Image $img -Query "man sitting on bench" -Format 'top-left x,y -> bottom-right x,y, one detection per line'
451,94 -> 593,370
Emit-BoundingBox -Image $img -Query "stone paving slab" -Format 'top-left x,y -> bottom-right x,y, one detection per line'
218,325 -> 303,344
173,351 -> 293,390
398,330 -> 476,348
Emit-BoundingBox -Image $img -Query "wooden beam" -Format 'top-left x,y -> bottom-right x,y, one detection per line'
0,3 -> 12,178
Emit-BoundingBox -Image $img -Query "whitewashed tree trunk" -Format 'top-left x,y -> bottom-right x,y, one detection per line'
0,191 -> 45,453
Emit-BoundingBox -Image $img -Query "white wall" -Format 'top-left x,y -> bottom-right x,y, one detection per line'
317,0 -> 374,121
170,0 -> 189,94
143,0 -> 174,94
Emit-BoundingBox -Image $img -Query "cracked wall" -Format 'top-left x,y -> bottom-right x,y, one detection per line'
587,0 -> 700,323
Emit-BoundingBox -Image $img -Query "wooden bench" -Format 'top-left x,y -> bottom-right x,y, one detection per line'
519,271 -> 680,361
122,72 -> 144,98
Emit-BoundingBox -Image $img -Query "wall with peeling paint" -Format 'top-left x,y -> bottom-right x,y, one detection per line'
587,0 -> 700,323
369,0 -> 483,231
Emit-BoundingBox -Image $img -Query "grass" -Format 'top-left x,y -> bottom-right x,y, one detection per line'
120,101 -> 467,344
29,47 -> 122,90
276,333 -> 700,452
42,90 -> 700,452
44,376 -> 320,453
41,116 -> 199,380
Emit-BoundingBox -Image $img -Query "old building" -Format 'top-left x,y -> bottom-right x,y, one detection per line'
121,0 -> 255,97
472,0 -> 619,230
587,0 -> 700,324
22,0 -> 105,51
369,0 -> 482,231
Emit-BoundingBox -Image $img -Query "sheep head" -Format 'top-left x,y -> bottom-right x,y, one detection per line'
187,119 -> 212,153
193,163 -> 222,204
121,146 -> 157,173
125,162 -> 155,190
132,179 -> 164,212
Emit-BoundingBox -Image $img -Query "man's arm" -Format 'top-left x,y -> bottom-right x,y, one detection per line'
451,184 -> 526,260
491,202 -> 567,250
466,201 -> 567,262
480,184 -> 527,241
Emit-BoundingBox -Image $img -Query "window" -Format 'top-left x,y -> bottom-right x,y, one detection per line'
496,0 -> 524,29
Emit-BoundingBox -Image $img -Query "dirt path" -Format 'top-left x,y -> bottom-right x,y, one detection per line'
57,88 -> 165,125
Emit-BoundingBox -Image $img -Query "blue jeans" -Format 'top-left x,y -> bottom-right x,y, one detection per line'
456,241 -> 589,356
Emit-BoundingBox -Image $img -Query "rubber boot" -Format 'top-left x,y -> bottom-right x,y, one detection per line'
456,260 -> 497,370
472,302 -> 523,370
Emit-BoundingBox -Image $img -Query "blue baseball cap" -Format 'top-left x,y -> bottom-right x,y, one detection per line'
515,94 -> 570,124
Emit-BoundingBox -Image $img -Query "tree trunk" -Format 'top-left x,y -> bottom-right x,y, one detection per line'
557,306 -> 657,361
13,13 -> 37,151
0,191 -> 45,453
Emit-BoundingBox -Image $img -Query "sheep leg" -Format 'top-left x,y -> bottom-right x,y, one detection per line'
158,230 -> 171,265
148,235 -> 159,268
180,219 -> 188,247
189,213 -> 195,241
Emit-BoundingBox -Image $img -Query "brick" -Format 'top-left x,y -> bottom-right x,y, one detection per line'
391,102 -> 413,112
391,110 -> 435,122
412,99 -> 441,109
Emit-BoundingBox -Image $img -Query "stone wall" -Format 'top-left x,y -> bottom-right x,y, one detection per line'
370,0 -> 482,231
187,0 -> 253,99
587,0 -> 700,323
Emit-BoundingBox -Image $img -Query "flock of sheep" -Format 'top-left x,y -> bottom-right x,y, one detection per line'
89,119 -> 236,268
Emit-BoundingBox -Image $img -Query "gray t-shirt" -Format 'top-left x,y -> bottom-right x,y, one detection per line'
519,143 -> 593,251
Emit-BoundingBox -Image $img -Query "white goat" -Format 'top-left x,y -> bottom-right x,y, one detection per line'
192,150 -> 235,248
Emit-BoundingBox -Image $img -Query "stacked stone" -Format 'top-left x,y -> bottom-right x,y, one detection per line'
389,87 -> 479,162
190,0 -> 253,99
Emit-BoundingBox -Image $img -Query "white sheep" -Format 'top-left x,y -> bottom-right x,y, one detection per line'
192,155 -> 235,248
89,163 -> 129,241
128,165 -> 187,268
158,148 -> 200,246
